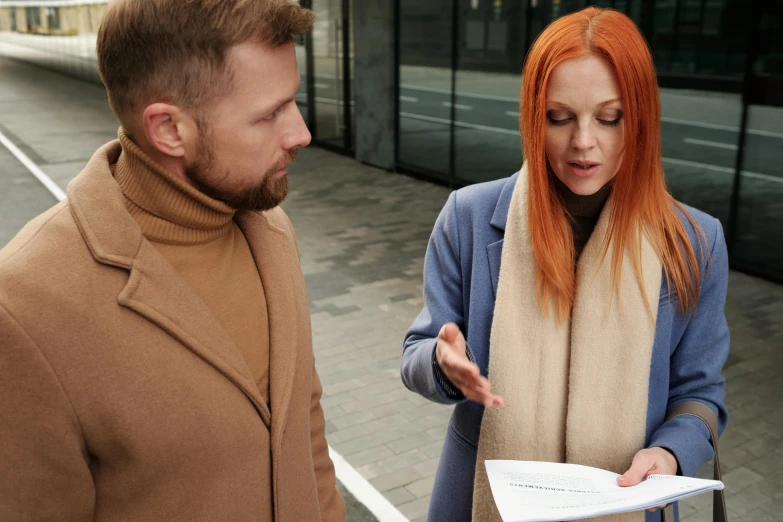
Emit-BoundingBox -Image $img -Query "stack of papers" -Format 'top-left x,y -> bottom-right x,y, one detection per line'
485,460 -> 724,522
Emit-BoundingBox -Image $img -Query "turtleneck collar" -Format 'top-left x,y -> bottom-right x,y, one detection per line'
113,129 -> 236,245
554,174 -> 613,218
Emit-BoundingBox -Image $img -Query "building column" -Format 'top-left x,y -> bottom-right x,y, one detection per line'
353,0 -> 396,170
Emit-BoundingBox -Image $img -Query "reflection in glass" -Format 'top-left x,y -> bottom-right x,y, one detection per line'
660,90 -> 741,226
397,0 -> 454,179
452,0 -> 522,183
731,0 -> 783,278
309,0 -> 351,148
733,106 -> 783,277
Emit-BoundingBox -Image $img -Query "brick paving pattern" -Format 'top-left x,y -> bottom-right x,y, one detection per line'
286,148 -> 783,522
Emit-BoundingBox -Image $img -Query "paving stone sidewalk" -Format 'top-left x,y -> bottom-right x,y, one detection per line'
1,57 -> 781,522
286,148 -> 783,522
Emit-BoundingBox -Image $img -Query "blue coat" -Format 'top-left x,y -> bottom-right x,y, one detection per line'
401,172 -> 729,522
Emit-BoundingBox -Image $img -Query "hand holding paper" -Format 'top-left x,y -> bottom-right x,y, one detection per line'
485,460 -> 724,522
618,447 -> 680,512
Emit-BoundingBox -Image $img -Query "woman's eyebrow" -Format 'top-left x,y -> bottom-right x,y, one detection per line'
546,98 -> 622,109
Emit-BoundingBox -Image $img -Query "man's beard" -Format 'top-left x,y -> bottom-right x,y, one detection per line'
185,133 -> 296,211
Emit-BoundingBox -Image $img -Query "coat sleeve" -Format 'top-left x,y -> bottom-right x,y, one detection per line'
309,363 -> 346,522
0,303 -> 95,521
401,191 -> 473,405
648,218 -> 730,477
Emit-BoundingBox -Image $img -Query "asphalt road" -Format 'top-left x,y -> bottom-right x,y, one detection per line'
301,75 -> 783,183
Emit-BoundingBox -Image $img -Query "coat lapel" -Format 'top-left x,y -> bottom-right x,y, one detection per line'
67,140 -> 271,426
487,240 -> 503,298
486,171 -> 519,298
235,210 -> 302,449
119,240 -> 271,426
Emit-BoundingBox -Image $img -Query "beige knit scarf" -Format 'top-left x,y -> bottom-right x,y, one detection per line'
472,165 -> 662,521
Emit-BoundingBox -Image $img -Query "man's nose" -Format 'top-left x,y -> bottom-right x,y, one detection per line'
285,106 -> 311,150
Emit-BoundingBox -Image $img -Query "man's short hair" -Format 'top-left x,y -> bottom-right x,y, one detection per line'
97,0 -> 314,124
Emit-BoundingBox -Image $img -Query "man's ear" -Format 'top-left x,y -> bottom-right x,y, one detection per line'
142,103 -> 197,159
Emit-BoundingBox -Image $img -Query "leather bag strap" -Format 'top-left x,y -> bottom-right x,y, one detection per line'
660,401 -> 728,522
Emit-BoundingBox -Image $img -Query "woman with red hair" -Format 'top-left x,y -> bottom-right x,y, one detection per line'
401,7 -> 729,522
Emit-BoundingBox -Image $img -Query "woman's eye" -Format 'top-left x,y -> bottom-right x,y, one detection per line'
597,117 -> 622,127
597,111 -> 623,127
547,116 -> 571,126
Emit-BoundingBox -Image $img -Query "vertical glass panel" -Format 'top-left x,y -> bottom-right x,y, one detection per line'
660,89 -> 741,226
398,0 -> 454,179
651,0 -> 677,71
294,31 -> 309,126
452,0 -> 523,183
310,0 -> 350,148
733,2 -> 783,278
733,105 -> 783,277
672,0 -> 701,73
348,0 -> 356,149
627,0 -> 643,23
698,0 -> 737,76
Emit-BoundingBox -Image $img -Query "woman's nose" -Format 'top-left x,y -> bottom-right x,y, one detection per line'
571,125 -> 596,150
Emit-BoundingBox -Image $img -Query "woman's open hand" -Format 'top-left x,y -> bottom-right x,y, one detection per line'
436,323 -> 504,407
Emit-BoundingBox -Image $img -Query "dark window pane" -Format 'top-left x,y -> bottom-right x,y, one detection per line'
398,0 -> 454,179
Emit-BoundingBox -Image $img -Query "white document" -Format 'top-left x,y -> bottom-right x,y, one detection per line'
485,460 -> 724,522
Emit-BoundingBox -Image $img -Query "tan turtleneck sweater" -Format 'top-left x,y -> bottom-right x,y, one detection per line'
113,131 -> 270,406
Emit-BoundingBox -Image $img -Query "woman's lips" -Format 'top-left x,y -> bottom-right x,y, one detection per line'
568,162 -> 600,178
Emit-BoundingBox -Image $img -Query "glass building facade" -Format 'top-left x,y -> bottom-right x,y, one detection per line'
392,0 -> 782,282
0,0 -> 780,281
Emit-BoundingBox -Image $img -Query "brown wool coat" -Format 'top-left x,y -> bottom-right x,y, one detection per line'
0,141 -> 345,522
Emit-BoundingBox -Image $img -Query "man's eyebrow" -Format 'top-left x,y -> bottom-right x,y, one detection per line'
251,93 -> 298,119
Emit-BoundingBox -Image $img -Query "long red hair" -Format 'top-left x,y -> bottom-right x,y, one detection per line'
521,7 -> 706,321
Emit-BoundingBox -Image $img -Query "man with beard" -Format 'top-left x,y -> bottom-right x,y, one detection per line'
0,1 -> 345,521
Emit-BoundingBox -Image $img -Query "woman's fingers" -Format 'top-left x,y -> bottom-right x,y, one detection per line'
436,323 -> 504,407
439,322 -> 465,346
442,355 -> 481,383
451,374 -> 504,407
463,386 -> 505,407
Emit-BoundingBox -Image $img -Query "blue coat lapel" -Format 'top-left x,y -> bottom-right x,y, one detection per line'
486,171 -> 519,298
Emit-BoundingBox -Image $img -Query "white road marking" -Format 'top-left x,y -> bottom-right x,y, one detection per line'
329,448 -> 411,522
505,111 -> 520,118
684,138 -> 739,151
400,96 -> 419,103
315,83 -> 331,89
662,157 -> 783,184
397,116 -> 781,183
400,83 -> 519,103
294,94 -> 355,106
442,102 -> 473,111
662,117 -> 783,140
400,112 -> 518,135
302,75 -> 783,140
0,130 -> 66,201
